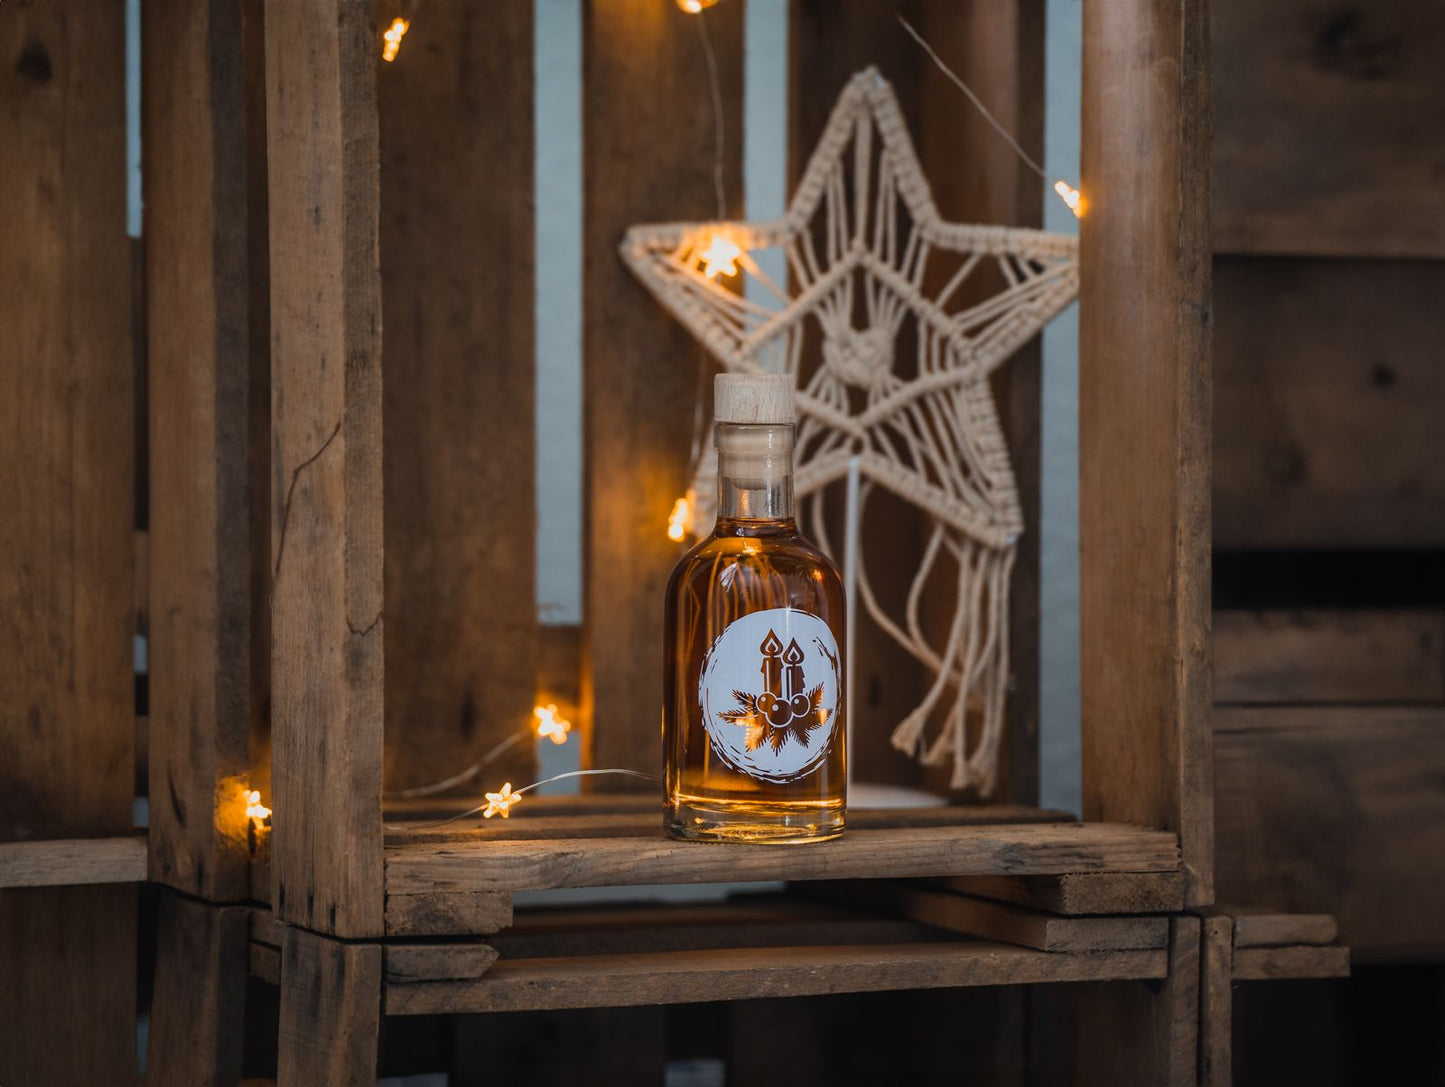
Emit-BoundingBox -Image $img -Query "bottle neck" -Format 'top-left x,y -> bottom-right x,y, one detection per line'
715,422 -> 795,527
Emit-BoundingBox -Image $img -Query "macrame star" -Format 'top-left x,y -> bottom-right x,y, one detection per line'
621,68 -> 1078,793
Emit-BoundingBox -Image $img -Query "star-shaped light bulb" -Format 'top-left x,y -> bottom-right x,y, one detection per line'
698,232 -> 743,279
482,782 -> 522,819
667,495 -> 691,541
1053,180 -> 1085,218
533,704 -> 572,745
382,17 -> 409,63
676,0 -> 720,12
245,789 -> 271,830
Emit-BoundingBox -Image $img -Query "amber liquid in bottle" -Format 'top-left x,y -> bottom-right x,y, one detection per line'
663,420 -> 846,843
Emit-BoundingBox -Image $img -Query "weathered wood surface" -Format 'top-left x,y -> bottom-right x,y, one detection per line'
385,941 -> 1168,1016
1,0 -> 134,845
1224,907 -> 1339,949
387,822 -> 1180,896
1215,609 -> 1445,704
144,0 -> 265,902
941,871 -> 1186,916
385,942 -> 500,984
377,1 -> 537,794
1232,944 -> 1351,981
1199,915 -> 1233,1087
1077,915 -> 1201,1087
385,890 -> 514,937
0,887 -> 138,1087
250,939 -> 281,986
1214,258 -> 1445,549
278,927 -> 382,1087
1079,0 -> 1214,906
582,0 -> 743,782
0,836 -> 147,888
1215,706 -> 1445,954
265,0 -> 385,937
147,892 -> 249,1087
1212,0 -> 1445,258
835,884 -> 1170,952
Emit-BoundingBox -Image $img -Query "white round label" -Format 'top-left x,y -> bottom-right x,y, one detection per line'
698,607 -> 842,783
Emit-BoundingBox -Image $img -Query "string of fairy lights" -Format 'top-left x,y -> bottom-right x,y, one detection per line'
236,1 -> 1088,838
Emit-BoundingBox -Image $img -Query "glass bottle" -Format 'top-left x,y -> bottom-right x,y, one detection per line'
663,373 -> 846,843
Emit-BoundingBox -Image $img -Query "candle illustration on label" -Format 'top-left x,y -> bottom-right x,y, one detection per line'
697,607 -> 840,783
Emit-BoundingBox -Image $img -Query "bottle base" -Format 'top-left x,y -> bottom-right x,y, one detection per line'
665,796 -> 845,844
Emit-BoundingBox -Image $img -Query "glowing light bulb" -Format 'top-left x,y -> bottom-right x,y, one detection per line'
382,17 -> 409,63
533,703 -> 572,745
676,0 -> 720,12
482,782 -> 522,819
667,495 -> 691,541
698,232 -> 743,279
245,789 -> 271,830
1053,180 -> 1085,218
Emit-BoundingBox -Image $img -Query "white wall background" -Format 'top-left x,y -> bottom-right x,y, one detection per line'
532,0 -> 1083,811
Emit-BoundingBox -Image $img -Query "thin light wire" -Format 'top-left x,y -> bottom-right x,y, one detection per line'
696,9 -> 728,219
382,728 -> 527,800
897,16 -> 1049,182
383,769 -> 660,831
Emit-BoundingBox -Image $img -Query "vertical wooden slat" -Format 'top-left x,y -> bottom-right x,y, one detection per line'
0,6 -> 137,1080
265,0 -> 385,936
146,892 -> 249,1086
582,0 -> 744,779
278,926 -> 382,1087
145,0 -> 265,901
1199,914 -> 1234,1086
377,2 -> 538,793
1079,0 -> 1214,904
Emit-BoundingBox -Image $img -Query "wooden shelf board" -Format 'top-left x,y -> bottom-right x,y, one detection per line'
382,940 -> 1169,1015
0,835 -> 147,888
385,816 -> 1180,897
1232,944 -> 1350,982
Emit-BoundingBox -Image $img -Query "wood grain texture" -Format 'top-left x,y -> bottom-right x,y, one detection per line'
384,890 -> 513,937
0,886 -> 138,1087
1229,909 -> 1339,948
1213,258 -> 1445,548
1215,706 -> 1445,955
144,0 -> 264,901
1231,944 -> 1351,981
385,942 -> 500,985
0,0 -> 134,844
376,1 -> 537,794
1215,609 -> 1445,704
581,0 -> 743,782
0,836 -> 147,888
843,885 -> 1170,952
385,941 -> 1168,1016
264,0 -> 385,936
1212,0 -> 1445,258
147,892 -> 249,1087
386,822 -> 1180,896
1079,0 -> 1214,907
1077,915 -> 1201,1087
941,871 -> 1187,915
250,939 -> 281,986
1199,914 -> 1233,1087
277,926 -> 382,1087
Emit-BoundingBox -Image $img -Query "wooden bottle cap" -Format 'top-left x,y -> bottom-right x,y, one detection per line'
714,372 -> 795,424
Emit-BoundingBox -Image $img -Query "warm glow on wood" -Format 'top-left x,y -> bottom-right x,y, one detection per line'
382,17 -> 409,63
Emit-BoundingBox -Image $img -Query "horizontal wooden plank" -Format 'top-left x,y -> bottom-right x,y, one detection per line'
386,823 -> 1180,896
1225,908 -> 1340,949
1213,258 -> 1445,549
0,837 -> 147,888
938,872 -> 1186,915
384,891 -> 513,937
838,885 -> 1170,952
1215,706 -> 1445,955
383,803 -> 1072,845
249,940 -> 280,986
384,941 -> 1169,1015
1232,945 -> 1351,982
249,907 -> 286,950
1212,0 -> 1445,258
385,943 -> 500,985
1215,609 -> 1445,704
